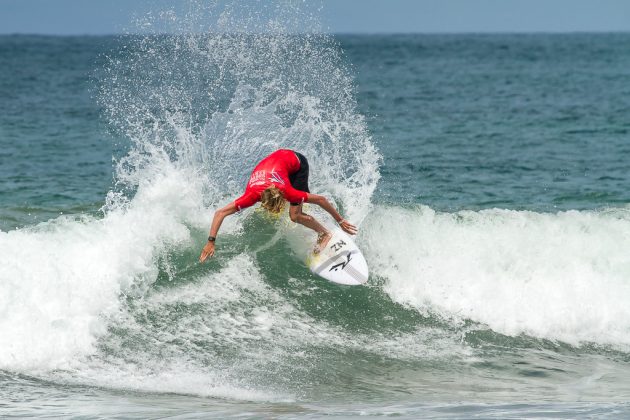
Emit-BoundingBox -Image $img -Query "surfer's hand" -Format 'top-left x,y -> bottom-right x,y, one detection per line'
339,219 -> 357,235
199,241 -> 215,263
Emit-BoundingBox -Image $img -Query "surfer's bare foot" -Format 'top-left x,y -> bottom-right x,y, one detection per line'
314,231 -> 332,254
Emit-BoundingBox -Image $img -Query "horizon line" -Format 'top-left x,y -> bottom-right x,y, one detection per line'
2,29 -> 630,37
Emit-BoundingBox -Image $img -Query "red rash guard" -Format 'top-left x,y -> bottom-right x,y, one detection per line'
234,149 -> 308,211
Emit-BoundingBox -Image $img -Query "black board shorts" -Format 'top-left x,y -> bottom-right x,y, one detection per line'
289,152 -> 310,205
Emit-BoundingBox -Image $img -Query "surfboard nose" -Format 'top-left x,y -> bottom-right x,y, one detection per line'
307,228 -> 369,285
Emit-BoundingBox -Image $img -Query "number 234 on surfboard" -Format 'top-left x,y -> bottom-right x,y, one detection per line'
307,227 -> 369,286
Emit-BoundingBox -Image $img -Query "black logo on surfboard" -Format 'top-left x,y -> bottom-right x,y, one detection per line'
330,240 -> 346,252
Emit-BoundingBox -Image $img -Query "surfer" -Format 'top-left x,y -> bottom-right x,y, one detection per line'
199,149 -> 357,262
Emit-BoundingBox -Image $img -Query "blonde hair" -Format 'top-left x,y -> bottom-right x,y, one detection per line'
260,185 -> 286,215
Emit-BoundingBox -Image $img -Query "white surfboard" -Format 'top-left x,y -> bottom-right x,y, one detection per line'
307,228 -> 369,285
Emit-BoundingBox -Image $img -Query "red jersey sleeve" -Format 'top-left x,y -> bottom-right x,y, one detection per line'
234,191 -> 259,211
282,186 -> 308,204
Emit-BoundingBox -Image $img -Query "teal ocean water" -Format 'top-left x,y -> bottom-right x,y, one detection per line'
2,5 -> 630,419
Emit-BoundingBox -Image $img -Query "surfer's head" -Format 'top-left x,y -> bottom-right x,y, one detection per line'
260,185 -> 286,215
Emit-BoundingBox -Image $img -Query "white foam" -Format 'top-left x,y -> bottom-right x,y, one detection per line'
0,166 -> 207,371
364,205 -> 630,347
52,357 -> 288,403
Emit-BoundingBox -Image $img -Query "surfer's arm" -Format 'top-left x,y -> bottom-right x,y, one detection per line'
307,193 -> 357,235
199,202 -> 238,263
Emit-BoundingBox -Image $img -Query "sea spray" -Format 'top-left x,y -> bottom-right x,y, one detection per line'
98,1 -> 380,222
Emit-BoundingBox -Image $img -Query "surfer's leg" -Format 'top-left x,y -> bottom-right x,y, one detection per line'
289,203 -> 326,233
289,203 -> 332,252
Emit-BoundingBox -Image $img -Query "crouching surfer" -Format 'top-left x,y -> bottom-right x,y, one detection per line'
199,149 -> 357,262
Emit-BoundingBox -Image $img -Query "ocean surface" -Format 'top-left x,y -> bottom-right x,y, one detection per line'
2,6 -> 630,419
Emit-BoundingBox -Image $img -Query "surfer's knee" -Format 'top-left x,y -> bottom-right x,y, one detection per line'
290,212 -> 312,224
290,211 -> 307,223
